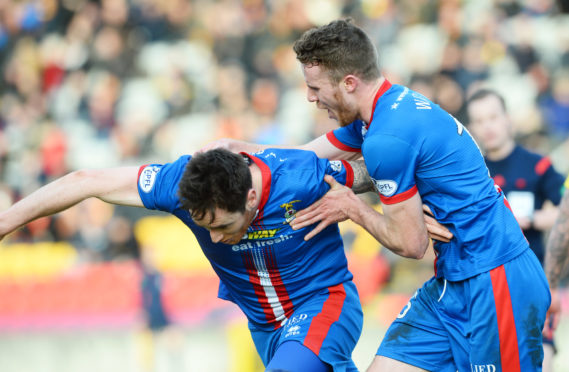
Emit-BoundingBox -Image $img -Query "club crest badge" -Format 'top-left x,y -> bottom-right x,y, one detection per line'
280,200 -> 301,224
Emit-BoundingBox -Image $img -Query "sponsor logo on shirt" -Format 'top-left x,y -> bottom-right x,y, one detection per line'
280,200 -> 301,224
372,178 -> 398,197
284,325 -> 301,338
231,234 -> 293,251
246,228 -> 280,239
283,313 -> 308,337
329,160 -> 342,172
139,165 -> 160,193
471,364 -> 496,372
287,313 -> 308,325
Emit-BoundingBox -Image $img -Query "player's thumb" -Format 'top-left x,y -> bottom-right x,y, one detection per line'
324,175 -> 340,189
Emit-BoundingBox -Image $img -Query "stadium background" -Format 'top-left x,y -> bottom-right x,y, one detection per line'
1,0 -> 569,371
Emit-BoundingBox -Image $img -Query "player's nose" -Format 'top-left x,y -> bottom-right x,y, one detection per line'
307,89 -> 318,103
210,231 -> 224,243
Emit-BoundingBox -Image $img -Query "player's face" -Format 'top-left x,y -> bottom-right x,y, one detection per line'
302,64 -> 358,127
193,207 -> 255,245
467,95 -> 512,153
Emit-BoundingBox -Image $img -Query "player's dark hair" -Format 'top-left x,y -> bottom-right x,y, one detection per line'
293,18 -> 381,83
178,148 -> 252,223
467,88 -> 507,112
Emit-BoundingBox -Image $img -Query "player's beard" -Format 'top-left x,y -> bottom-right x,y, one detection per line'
333,90 -> 359,127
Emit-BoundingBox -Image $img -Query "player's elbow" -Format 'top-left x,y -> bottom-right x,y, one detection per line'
398,234 -> 430,259
69,169 -> 97,182
67,169 -> 104,195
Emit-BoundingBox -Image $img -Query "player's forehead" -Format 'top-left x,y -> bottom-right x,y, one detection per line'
193,207 -> 243,228
302,64 -> 333,86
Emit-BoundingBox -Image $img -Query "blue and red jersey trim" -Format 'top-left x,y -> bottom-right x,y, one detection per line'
380,185 -> 418,205
367,79 -> 393,129
303,283 -> 347,355
325,131 -> 361,152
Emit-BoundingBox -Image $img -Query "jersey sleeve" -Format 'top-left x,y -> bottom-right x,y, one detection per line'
326,120 -> 365,152
137,155 -> 191,213
364,135 -> 418,204
536,157 -> 565,205
323,159 -> 355,188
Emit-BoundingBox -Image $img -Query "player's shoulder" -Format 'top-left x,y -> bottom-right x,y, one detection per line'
139,155 -> 190,184
251,148 -> 319,166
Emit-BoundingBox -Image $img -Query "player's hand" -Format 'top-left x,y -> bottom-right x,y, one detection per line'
544,287 -> 561,338
422,205 -> 453,242
291,175 -> 356,241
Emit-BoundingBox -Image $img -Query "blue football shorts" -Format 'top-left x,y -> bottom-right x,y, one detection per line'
250,281 -> 363,372
377,248 -> 550,372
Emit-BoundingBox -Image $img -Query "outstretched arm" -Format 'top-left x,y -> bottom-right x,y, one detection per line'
200,134 -> 362,161
544,190 -> 569,332
0,167 -> 142,240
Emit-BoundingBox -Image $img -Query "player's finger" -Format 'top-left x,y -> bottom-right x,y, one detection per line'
294,200 -> 322,218
429,233 -> 451,243
291,210 -> 324,230
429,224 -> 453,240
303,220 -> 331,241
324,175 -> 340,189
424,215 -> 453,240
422,204 -> 434,216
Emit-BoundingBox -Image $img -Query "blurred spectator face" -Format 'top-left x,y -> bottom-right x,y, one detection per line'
251,78 -> 279,116
302,64 -> 358,127
467,94 -> 513,153
434,74 -> 464,115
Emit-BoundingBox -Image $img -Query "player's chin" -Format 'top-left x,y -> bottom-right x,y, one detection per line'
224,237 -> 242,245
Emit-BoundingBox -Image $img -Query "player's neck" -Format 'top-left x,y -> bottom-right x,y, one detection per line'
361,76 -> 386,124
486,139 -> 516,161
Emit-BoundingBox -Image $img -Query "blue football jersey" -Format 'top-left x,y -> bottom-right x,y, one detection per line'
328,81 -> 529,281
137,149 -> 356,329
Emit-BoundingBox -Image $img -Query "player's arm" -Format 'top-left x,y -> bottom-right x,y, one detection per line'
0,167 -> 142,240
200,134 -> 361,161
544,189 -> 569,331
341,160 -> 452,244
292,175 -> 431,258
347,160 -> 375,194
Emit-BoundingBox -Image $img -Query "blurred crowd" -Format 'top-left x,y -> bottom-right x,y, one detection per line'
1,0 -> 569,260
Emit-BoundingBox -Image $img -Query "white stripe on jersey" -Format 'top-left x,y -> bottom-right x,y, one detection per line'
252,249 -> 288,324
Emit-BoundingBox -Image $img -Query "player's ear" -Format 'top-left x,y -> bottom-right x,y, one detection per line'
342,75 -> 358,93
245,188 -> 257,211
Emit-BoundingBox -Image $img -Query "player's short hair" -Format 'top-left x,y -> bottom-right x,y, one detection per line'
293,18 -> 381,83
467,88 -> 507,112
178,148 -> 252,222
